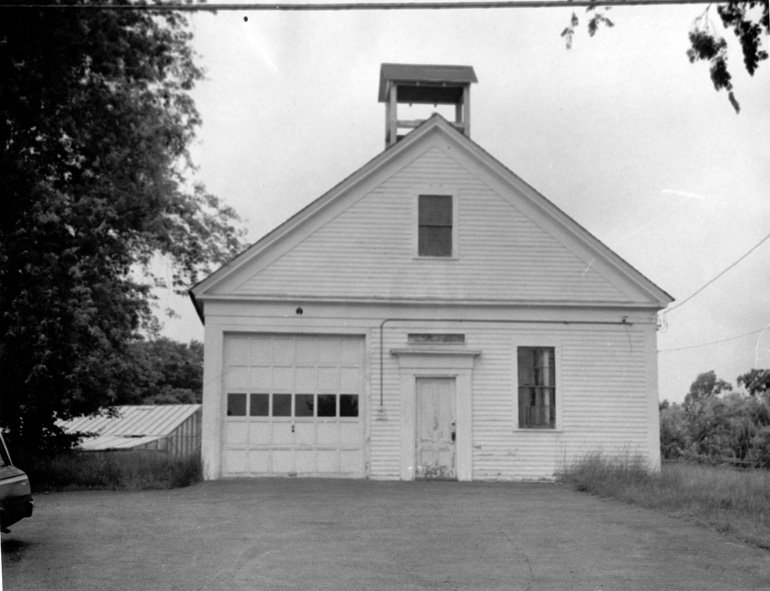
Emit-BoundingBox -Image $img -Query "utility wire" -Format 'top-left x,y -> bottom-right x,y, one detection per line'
0,0 -> 733,10
659,327 -> 770,352
665,229 -> 770,314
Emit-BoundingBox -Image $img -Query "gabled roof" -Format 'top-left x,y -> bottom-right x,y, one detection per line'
191,114 -> 673,315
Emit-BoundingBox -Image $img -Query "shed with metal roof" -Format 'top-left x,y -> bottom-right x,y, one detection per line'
60,405 -> 202,458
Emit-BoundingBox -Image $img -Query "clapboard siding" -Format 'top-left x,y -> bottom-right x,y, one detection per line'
361,321 -> 655,481
196,116 -> 669,481
367,326 -> 401,479
235,146 -> 629,303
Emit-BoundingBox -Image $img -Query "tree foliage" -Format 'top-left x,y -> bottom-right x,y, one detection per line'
116,338 -> 203,405
561,6 -> 614,51
0,2 -> 244,452
737,368 -> 770,397
660,370 -> 770,468
564,1 -> 769,113
682,369 -> 732,407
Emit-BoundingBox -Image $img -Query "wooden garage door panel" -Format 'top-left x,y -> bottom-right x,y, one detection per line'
295,422 -> 315,446
223,334 -> 365,477
249,423 -> 271,445
296,367 -> 317,391
250,339 -> 273,364
271,423 -> 293,445
272,367 -> 294,390
271,449 -> 294,473
248,450 -> 270,473
251,367 -> 272,390
340,450 -> 362,473
225,450 -> 248,474
273,337 -> 295,362
225,367 -> 249,390
340,423 -> 361,446
295,450 -> 316,473
317,423 -> 339,446
317,450 -> 340,473
226,423 -> 248,445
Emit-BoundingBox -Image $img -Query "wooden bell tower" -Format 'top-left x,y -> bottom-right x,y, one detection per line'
378,63 -> 478,148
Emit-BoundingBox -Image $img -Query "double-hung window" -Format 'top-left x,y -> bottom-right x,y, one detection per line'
418,194 -> 453,257
517,347 -> 556,429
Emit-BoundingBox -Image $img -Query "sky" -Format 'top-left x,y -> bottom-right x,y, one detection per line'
156,1 -> 770,404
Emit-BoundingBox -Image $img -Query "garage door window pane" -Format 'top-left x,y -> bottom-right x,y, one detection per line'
340,394 -> 359,417
250,394 -> 269,417
317,394 -> 336,417
295,394 -> 314,417
272,394 -> 292,417
227,393 -> 247,417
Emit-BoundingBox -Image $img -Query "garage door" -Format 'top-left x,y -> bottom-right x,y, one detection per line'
222,334 -> 365,477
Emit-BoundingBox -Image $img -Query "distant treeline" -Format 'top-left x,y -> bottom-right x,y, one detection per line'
116,338 -> 203,405
660,370 -> 770,468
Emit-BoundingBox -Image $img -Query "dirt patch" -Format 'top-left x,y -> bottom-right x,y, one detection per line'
3,479 -> 770,590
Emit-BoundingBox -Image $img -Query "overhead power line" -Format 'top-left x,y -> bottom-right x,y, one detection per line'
659,326 -> 770,353
0,0 -> 732,11
666,229 -> 770,314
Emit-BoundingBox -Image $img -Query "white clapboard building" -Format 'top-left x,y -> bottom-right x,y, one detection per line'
190,64 -> 673,481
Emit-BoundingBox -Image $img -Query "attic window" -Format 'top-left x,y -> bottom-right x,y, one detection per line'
418,195 -> 452,257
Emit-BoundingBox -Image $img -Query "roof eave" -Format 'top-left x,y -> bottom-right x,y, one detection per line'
190,115 -> 447,302
191,114 -> 673,310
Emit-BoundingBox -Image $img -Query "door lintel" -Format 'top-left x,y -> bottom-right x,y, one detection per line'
392,348 -> 480,370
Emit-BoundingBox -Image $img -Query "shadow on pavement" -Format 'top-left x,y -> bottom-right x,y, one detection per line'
1,536 -> 37,564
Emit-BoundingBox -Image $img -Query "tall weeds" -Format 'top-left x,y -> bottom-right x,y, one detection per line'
16,451 -> 202,492
557,454 -> 770,550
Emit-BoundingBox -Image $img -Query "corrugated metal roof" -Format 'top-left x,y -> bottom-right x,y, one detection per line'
60,405 -> 201,437
78,435 -> 163,451
378,63 -> 477,102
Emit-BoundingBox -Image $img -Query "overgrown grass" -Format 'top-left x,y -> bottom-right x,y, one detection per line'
557,453 -> 770,550
16,451 -> 203,492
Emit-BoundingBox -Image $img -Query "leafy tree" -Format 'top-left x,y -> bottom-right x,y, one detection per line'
659,402 -> 687,459
681,372 -> 733,460
683,395 -> 734,460
563,1 -> 768,113
117,338 -> 203,405
737,368 -> 770,398
0,2 -> 244,452
683,370 -> 732,408
662,370 -> 770,467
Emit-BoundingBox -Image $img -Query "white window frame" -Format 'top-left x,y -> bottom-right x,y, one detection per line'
512,337 -> 563,431
412,187 -> 460,259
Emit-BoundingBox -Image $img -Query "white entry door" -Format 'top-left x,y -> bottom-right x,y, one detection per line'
415,378 -> 457,480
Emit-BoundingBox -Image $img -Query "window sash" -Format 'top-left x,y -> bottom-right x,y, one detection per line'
419,195 -> 452,225
517,347 -> 556,429
518,387 -> 556,428
418,195 -> 452,257
419,226 -> 452,257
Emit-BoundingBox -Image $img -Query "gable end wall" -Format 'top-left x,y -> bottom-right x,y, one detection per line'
232,144 -> 634,305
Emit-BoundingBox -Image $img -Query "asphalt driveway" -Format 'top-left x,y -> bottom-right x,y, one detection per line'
3,479 -> 770,591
